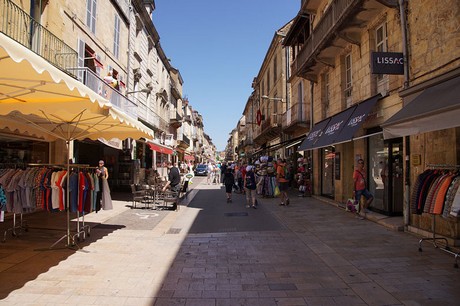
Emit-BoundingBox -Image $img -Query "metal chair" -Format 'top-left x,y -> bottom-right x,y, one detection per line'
130,184 -> 152,209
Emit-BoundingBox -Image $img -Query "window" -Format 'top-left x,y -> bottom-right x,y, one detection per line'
375,22 -> 389,93
297,81 -> 304,121
113,15 -> 120,58
267,69 -> 270,93
86,0 -> 97,34
273,56 -> 277,83
376,22 -> 387,52
344,53 -> 352,106
322,72 -> 330,117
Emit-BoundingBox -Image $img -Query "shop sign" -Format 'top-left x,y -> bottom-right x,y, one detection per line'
371,52 -> 404,75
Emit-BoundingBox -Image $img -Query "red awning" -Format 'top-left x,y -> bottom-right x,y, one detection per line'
148,143 -> 173,155
184,154 -> 195,161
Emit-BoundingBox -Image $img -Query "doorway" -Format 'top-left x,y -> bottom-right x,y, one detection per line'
368,134 -> 403,215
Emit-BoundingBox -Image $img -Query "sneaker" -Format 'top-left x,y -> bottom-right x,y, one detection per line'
226,198 -> 230,203
279,203 -> 285,206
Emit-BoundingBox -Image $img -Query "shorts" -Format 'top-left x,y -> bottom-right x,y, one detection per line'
278,182 -> 289,192
225,184 -> 233,193
171,184 -> 180,193
355,189 -> 373,202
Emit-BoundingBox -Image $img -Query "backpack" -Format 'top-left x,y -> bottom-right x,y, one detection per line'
284,166 -> 293,181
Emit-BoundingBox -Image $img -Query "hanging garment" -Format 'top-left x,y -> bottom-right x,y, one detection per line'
100,178 -> 113,210
442,176 -> 460,218
432,174 -> 454,215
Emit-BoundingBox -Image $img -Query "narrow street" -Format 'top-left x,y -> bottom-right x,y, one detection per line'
1,176 -> 459,305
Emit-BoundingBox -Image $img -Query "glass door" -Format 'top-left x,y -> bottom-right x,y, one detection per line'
321,146 -> 335,198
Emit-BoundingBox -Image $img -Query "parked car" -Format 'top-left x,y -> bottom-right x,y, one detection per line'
194,164 -> 208,176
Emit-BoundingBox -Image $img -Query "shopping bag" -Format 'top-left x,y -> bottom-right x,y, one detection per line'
346,198 -> 359,213
274,186 -> 281,197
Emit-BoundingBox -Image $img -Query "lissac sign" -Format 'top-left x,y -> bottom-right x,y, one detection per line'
371,52 -> 404,75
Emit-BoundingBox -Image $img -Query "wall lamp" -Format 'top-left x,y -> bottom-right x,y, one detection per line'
261,95 -> 284,102
126,88 -> 152,95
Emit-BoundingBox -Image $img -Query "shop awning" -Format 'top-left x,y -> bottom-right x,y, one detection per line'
148,142 -> 173,155
332,94 -> 381,144
184,154 -> 195,161
313,106 -> 357,149
0,32 -> 154,142
98,137 -> 123,150
382,75 -> 460,139
298,118 -> 331,151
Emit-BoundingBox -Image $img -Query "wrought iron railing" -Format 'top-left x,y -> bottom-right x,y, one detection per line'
0,0 -> 78,76
282,102 -> 309,127
67,67 -> 138,118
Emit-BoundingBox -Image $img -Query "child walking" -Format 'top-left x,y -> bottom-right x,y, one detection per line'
223,168 -> 235,203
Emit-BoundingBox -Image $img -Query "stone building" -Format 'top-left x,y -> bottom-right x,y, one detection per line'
283,0 -> 460,242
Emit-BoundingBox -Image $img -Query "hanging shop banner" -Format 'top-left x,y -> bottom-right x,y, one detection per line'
371,52 -> 404,75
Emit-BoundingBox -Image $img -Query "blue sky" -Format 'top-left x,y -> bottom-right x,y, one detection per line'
153,1 -> 300,151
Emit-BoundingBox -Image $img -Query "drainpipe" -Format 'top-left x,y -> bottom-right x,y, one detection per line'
126,1 -> 133,92
310,80 -> 314,195
399,0 -> 410,228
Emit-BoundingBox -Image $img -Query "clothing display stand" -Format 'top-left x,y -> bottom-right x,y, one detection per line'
73,211 -> 91,242
2,212 -> 28,242
49,159 -> 89,250
1,162 -> 30,242
418,164 -> 460,268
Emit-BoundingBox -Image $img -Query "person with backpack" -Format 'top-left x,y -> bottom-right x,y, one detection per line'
244,165 -> 257,209
223,167 -> 235,203
276,159 -> 290,206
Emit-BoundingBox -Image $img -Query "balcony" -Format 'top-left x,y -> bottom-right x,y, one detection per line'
282,102 -> 310,134
0,0 -> 78,76
169,109 -> 183,128
67,67 -> 137,118
176,132 -> 190,149
291,0 -> 396,80
254,114 -> 282,145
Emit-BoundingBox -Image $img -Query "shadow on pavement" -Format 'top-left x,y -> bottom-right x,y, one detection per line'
0,210 -> 124,299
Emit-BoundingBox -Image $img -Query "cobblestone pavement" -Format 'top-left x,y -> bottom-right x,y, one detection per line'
0,176 -> 459,305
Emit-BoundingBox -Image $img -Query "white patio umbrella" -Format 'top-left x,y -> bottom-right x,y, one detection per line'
0,32 -> 153,247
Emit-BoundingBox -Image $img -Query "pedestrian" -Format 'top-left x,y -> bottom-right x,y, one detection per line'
244,165 -> 257,209
206,162 -> 213,184
353,158 -> 374,219
162,162 -> 181,193
223,168 -> 235,203
276,159 -> 290,206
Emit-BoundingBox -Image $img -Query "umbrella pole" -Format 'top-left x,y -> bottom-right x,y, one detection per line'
49,140 -> 76,249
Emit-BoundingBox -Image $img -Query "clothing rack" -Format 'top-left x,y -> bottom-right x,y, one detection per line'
48,163 -> 90,250
418,163 -> 460,268
0,163 -> 42,242
1,163 -> 91,249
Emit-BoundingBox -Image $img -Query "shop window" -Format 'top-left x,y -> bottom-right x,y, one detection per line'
321,146 -> 335,198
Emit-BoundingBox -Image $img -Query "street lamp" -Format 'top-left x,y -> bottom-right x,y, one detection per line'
261,95 -> 284,102
125,88 -> 152,95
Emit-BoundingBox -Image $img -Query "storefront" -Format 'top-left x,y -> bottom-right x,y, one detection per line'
298,93 -> 407,216
383,69 -> 460,240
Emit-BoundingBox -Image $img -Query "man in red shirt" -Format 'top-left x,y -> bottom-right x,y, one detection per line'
276,159 -> 290,206
353,158 -> 374,218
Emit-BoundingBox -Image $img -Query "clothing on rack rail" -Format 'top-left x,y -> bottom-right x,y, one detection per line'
411,167 -> 460,217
